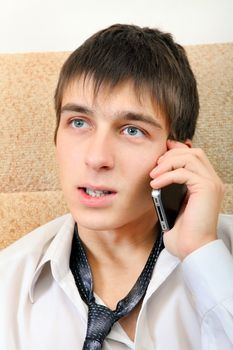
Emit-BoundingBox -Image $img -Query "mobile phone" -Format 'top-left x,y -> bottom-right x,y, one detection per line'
151,184 -> 187,232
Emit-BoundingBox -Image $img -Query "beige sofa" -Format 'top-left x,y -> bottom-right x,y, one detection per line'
0,44 -> 232,249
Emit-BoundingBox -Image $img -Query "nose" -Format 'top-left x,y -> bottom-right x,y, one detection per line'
85,131 -> 114,171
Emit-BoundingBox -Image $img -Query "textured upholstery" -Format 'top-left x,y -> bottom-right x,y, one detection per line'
0,44 -> 232,249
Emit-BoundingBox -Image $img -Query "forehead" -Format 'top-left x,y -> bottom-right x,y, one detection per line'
61,75 -> 166,123
62,76 -> 145,104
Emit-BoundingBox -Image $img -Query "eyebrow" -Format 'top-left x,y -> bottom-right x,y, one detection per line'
61,104 -> 94,116
61,103 -> 163,129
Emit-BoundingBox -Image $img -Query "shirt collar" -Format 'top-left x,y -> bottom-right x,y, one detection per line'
29,216 -> 180,304
29,214 -> 75,303
144,247 -> 181,301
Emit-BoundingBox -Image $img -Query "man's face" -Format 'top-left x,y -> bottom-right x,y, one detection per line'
56,77 -> 168,232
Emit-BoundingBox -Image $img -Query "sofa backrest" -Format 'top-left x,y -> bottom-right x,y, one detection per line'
0,44 -> 232,248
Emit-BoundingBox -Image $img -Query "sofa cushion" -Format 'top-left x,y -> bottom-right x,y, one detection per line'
0,44 -> 232,249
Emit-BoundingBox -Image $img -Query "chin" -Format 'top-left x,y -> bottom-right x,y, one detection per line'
71,211 -> 114,231
71,211 -> 120,231
79,220 -> 118,232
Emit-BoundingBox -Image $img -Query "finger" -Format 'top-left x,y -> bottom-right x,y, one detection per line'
167,139 -> 190,150
150,167 -> 208,190
150,167 -> 224,204
150,153 -> 213,180
155,140 -> 189,165
154,147 -> 218,178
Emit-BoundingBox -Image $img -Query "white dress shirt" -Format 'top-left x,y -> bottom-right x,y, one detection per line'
0,213 -> 233,350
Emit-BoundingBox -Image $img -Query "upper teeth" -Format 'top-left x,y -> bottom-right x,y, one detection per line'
86,188 -> 110,197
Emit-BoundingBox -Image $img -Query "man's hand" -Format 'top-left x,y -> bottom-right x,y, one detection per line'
150,140 -> 224,260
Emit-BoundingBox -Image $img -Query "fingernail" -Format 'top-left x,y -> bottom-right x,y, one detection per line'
150,179 -> 159,188
150,167 -> 159,176
157,156 -> 163,163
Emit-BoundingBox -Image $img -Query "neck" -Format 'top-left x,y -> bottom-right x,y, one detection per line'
77,211 -> 159,266
76,211 -> 160,310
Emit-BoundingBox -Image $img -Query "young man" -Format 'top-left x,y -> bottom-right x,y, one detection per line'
0,24 -> 233,350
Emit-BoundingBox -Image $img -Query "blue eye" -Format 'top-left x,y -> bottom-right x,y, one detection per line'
123,126 -> 144,137
71,119 -> 87,128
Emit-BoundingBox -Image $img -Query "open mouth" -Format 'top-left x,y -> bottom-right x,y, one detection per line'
79,187 -> 115,198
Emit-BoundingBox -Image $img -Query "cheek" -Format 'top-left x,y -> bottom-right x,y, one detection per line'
123,156 -> 155,194
56,136 -> 81,175
124,144 -> 167,192
126,146 -> 164,177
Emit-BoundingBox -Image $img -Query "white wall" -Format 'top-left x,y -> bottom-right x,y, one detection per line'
0,0 -> 232,53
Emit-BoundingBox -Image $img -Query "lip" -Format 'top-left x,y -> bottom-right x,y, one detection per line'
77,184 -> 117,208
78,184 -> 117,192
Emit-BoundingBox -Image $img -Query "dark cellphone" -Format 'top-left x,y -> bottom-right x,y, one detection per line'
151,184 -> 187,232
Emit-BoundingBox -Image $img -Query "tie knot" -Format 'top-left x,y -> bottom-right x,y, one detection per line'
86,302 -> 116,345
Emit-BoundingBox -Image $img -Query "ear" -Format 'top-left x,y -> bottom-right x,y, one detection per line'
184,139 -> 192,148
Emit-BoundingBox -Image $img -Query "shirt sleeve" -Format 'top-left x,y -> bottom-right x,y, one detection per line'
182,239 -> 233,350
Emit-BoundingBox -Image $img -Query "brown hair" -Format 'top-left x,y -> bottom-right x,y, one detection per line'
54,24 -> 199,141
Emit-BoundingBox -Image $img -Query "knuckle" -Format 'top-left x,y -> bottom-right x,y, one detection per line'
194,148 -> 204,158
208,177 -> 225,196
